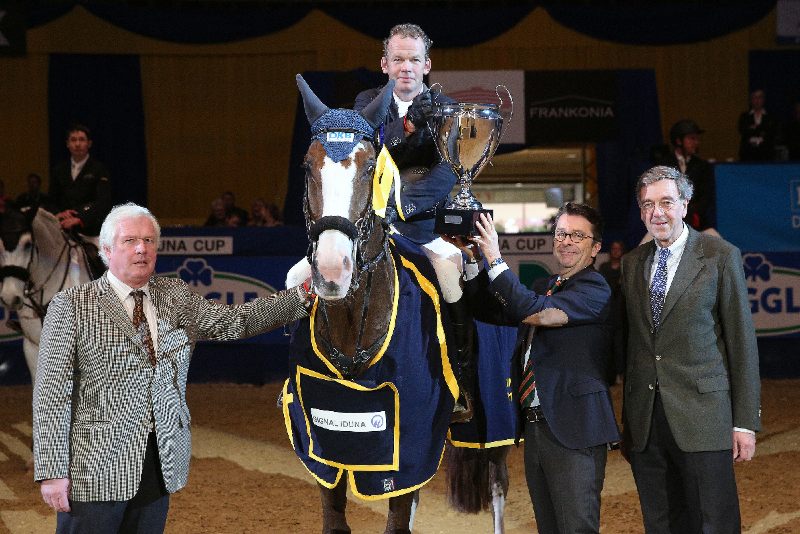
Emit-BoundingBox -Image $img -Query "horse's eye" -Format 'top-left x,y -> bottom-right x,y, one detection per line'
24,241 -> 33,252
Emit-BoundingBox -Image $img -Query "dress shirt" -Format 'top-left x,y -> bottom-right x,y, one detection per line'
70,156 -> 89,180
393,93 -> 412,118
107,270 -> 159,352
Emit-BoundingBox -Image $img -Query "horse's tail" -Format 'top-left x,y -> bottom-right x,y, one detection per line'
443,442 -> 493,514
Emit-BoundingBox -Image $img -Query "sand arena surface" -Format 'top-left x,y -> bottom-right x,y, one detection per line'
2,380 -> 799,533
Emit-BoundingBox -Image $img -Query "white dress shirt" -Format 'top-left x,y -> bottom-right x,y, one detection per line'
107,270 -> 159,352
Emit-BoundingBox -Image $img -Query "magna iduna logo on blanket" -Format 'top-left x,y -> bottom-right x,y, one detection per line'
311,408 -> 387,432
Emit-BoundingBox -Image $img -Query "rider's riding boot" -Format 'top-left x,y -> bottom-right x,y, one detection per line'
447,296 -> 477,424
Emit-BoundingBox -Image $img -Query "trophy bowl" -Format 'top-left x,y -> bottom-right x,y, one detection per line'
431,87 -> 512,236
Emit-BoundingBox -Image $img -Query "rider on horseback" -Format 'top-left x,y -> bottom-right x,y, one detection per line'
47,123 -> 111,279
354,23 -> 477,422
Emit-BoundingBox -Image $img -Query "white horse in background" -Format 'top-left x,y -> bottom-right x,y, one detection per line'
0,207 -> 93,382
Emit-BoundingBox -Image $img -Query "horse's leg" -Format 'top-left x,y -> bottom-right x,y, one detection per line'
385,492 -> 415,534
408,490 -> 420,531
488,446 -> 511,534
319,480 -> 350,534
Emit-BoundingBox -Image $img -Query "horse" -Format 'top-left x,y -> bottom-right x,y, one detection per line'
0,207 -> 93,382
280,74 -> 462,533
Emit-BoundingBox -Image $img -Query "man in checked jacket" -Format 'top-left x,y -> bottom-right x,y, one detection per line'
33,202 -> 313,533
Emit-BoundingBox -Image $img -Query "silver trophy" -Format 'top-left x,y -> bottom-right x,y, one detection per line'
431,85 -> 513,236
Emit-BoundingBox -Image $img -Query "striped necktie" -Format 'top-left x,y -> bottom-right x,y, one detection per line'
131,290 -> 157,366
650,248 -> 670,327
519,276 -> 563,408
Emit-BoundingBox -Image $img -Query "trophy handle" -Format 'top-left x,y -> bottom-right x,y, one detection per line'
495,84 -> 514,141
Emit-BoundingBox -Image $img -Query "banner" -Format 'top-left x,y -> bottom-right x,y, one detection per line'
745,252 -> 800,338
716,164 -> 800,251
525,70 -> 618,145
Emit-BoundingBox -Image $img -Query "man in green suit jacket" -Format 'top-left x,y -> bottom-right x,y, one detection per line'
621,166 -> 760,534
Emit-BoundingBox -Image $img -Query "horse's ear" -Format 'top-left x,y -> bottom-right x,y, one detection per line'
296,74 -> 329,125
360,80 -> 396,129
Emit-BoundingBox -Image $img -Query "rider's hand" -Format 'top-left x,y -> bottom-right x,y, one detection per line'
55,209 -> 78,221
41,478 -> 71,512
441,234 -> 482,261
59,216 -> 83,230
406,91 -> 434,129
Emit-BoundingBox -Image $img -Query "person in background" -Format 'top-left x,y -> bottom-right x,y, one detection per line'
621,166 -> 760,533
221,191 -> 248,226
203,198 -> 227,227
49,123 -> 112,236
16,173 -> 50,214
598,239 -> 625,385
33,202 -> 314,533
249,199 -> 284,227
738,89 -> 777,161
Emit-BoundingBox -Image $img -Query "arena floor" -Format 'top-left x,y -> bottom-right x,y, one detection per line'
2,380 -> 799,533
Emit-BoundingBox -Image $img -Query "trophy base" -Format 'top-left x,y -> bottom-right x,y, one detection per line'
435,208 -> 494,237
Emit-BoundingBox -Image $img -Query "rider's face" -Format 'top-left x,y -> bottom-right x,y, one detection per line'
381,35 -> 431,102
105,216 -> 158,288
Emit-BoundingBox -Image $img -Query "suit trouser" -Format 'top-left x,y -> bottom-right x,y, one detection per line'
629,393 -> 741,534
56,432 -> 170,534
523,418 -> 607,534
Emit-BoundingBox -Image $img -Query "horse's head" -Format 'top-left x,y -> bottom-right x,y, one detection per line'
0,208 -> 34,310
297,74 -> 394,300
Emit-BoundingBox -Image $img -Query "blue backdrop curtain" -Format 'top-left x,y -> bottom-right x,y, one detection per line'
48,54 -> 148,208
27,2 -> 776,47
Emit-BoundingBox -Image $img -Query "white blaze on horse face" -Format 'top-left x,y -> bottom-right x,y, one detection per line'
0,233 -> 33,310
313,145 -> 362,300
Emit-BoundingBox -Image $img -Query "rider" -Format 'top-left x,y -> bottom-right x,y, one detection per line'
47,123 -> 111,278
353,23 -> 476,421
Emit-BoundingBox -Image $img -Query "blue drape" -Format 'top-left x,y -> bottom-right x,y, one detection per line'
27,3 -> 776,47
48,54 -> 148,207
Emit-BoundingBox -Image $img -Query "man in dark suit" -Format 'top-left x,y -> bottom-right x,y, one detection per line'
452,203 -> 620,533
49,123 -> 112,237
34,202 -> 314,533
654,119 -> 716,232
621,166 -> 761,533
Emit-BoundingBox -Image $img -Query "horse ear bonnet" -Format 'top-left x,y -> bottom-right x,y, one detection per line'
297,75 -> 395,163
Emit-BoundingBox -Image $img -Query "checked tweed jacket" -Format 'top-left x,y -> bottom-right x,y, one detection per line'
33,273 -> 308,501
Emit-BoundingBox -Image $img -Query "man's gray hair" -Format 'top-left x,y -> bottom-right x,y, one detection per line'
383,23 -> 433,59
98,202 -> 161,266
636,165 -> 694,205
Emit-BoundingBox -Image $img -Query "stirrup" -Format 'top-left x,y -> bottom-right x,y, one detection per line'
451,391 -> 474,424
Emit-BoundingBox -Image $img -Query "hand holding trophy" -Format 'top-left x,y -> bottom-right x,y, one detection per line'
430,85 -> 513,236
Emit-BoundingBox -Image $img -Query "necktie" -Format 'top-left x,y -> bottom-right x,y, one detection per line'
518,276 -> 563,408
131,290 -> 157,366
650,248 -> 671,327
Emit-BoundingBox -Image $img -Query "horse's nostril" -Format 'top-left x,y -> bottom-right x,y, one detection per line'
342,257 -> 351,269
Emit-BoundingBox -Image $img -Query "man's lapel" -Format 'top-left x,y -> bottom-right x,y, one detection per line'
148,278 -> 174,357
96,273 -> 139,342
637,242 -> 656,330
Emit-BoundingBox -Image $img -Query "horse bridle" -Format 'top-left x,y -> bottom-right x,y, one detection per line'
302,134 -> 392,378
0,229 -> 79,322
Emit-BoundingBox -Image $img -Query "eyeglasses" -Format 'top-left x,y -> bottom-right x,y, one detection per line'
554,230 -> 596,243
640,199 -> 680,213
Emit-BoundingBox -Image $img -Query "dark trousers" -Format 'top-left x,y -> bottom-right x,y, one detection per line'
56,432 -> 170,534
523,418 -> 607,534
630,394 -> 741,534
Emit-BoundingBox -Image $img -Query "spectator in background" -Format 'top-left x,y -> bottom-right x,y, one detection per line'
16,173 -> 50,214
784,101 -> 800,161
225,213 -> 243,227
221,191 -> 248,226
738,89 -> 778,161
203,198 -> 227,227
49,123 -> 112,236
654,120 -> 716,232
598,240 -> 625,385
249,200 -> 283,227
